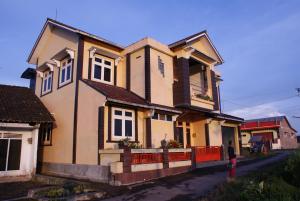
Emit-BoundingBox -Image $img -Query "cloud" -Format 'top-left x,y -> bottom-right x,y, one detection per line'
229,104 -> 284,120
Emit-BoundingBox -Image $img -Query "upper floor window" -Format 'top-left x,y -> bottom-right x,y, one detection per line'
112,108 -> 135,140
199,65 -> 208,93
152,112 -> 172,122
59,57 -> 72,87
42,71 -> 53,95
92,54 -> 114,84
158,56 -> 165,77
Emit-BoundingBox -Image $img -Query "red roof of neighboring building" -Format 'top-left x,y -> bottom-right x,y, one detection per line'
241,116 -> 296,132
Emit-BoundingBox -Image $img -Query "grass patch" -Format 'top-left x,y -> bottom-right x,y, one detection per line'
201,151 -> 300,201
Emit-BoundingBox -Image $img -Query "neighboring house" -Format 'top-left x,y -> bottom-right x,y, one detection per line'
241,116 -> 298,150
21,18 -> 243,181
0,85 -> 53,181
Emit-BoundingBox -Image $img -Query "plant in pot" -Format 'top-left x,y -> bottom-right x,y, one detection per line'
167,140 -> 182,149
118,137 -> 130,149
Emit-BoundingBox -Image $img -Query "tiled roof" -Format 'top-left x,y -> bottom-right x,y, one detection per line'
0,85 -> 54,123
82,80 -> 181,113
82,80 -> 148,106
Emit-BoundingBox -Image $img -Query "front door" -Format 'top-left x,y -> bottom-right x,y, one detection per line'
221,126 -> 236,159
178,127 -> 184,146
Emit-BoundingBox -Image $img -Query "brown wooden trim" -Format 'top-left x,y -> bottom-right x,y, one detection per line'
72,36 -> 84,164
84,36 -> 123,52
205,123 -> 210,146
173,57 -> 191,106
211,70 -> 219,111
126,54 -> 131,90
98,106 -> 105,164
146,118 -> 152,148
135,109 -> 138,142
145,45 -> 151,102
107,106 -> 112,142
88,57 -> 92,80
114,65 -> 117,86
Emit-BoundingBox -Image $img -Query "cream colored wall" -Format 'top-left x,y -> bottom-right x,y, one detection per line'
191,120 -> 206,146
209,120 -> 222,146
151,119 -> 174,148
76,81 -> 106,165
82,40 -> 125,88
34,27 -> 79,163
150,48 -> 174,107
191,36 -> 220,62
130,48 -> 145,98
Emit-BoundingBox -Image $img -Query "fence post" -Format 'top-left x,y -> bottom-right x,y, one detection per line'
162,148 -> 169,169
191,147 -> 197,169
123,147 -> 132,173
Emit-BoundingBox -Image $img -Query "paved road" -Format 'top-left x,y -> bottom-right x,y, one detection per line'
103,152 -> 289,201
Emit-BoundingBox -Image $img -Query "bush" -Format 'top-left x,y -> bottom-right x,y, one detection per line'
166,140 -> 182,148
283,150 -> 300,187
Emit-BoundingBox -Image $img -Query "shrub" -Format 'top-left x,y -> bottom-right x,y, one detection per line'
166,140 -> 182,148
283,150 -> 300,187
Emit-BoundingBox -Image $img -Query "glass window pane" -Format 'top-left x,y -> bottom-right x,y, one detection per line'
0,139 -> 8,171
7,140 -> 22,171
66,66 -> 71,80
104,60 -> 111,65
95,57 -> 102,63
159,114 -> 166,121
166,115 -> 172,121
47,76 -> 52,90
114,110 -> 122,115
61,69 -> 65,83
125,112 -> 132,117
94,64 -> 102,79
125,120 -> 132,137
104,68 -> 111,82
43,79 -> 47,92
114,119 -> 122,136
152,112 -> 158,120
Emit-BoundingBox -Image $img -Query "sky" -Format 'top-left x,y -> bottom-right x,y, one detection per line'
0,0 -> 299,132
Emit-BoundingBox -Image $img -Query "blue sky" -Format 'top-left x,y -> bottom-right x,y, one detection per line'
0,0 -> 299,132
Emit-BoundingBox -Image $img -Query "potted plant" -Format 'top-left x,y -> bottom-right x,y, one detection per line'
118,137 -> 130,149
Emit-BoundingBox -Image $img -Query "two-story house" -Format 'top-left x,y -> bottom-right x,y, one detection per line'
22,18 -> 243,181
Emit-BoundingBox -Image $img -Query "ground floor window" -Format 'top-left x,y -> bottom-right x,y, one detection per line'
112,107 -> 135,140
0,133 -> 22,171
39,123 -> 53,146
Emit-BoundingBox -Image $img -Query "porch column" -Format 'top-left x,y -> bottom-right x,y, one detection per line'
173,57 -> 191,106
146,118 -> 152,148
238,126 -> 242,155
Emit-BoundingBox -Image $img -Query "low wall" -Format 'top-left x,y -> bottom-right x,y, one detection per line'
41,162 -> 109,183
105,148 -> 192,185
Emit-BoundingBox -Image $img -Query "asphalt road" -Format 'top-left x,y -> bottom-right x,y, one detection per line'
102,152 -> 289,201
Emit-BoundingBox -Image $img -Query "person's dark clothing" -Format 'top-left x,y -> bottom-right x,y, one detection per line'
228,146 -> 236,160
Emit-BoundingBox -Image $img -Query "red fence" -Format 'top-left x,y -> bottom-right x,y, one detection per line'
131,153 -> 163,164
194,146 -> 222,163
168,152 -> 191,162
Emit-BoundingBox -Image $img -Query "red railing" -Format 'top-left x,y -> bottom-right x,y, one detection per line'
195,146 -> 222,163
168,152 -> 191,162
131,153 -> 163,164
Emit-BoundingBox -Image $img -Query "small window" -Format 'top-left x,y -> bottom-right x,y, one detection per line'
112,108 -> 135,140
92,54 -> 114,84
42,71 -> 53,95
59,57 -> 73,87
39,123 -> 53,146
159,114 -> 166,121
166,115 -> 172,122
152,112 -> 159,120
158,56 -> 165,77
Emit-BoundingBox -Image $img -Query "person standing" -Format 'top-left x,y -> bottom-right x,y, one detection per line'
227,140 -> 236,181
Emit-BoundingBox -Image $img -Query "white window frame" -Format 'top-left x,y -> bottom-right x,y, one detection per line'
152,112 -> 173,122
42,71 -> 53,95
111,107 -> 135,141
0,133 -> 22,172
59,57 -> 72,87
92,54 -> 114,84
